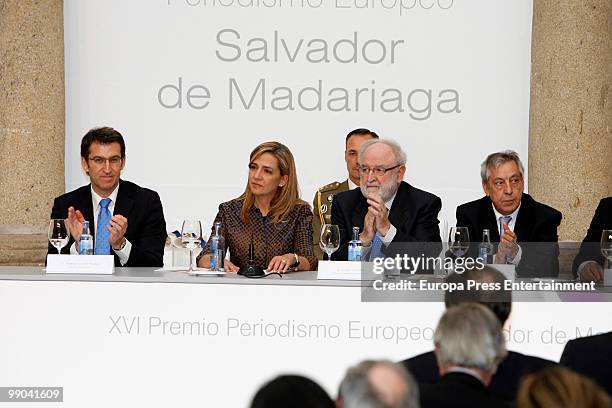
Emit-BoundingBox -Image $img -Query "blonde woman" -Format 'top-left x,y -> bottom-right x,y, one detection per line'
517,367 -> 611,408
197,141 -> 317,273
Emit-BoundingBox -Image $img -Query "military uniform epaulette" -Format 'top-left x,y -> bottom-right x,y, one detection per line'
312,180 -> 350,259
318,181 -> 341,193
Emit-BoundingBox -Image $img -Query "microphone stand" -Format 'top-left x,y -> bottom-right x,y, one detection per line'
238,238 -> 265,277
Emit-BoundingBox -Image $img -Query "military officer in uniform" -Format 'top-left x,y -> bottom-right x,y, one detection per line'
312,128 -> 379,259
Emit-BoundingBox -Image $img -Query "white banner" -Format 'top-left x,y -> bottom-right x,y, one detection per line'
64,0 -> 533,233
1,280 -> 611,407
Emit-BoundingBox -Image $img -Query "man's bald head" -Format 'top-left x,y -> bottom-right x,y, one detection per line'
338,360 -> 420,408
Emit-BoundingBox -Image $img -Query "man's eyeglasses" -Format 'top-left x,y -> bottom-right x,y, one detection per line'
358,164 -> 401,177
88,156 -> 123,166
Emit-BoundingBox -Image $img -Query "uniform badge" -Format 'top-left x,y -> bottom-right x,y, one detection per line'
321,204 -> 328,214
327,195 -> 334,202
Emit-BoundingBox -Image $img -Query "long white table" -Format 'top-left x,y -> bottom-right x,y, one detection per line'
1,267 -> 611,407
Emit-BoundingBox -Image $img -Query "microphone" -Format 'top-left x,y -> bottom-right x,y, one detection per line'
238,238 -> 264,277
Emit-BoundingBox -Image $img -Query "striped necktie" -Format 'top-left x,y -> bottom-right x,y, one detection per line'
499,215 -> 512,238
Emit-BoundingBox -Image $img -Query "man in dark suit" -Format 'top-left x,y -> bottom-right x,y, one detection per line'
456,150 -> 562,277
572,197 -> 612,282
330,139 -> 441,267
48,127 -> 166,267
560,331 -> 612,396
419,303 -> 509,408
401,266 -> 555,404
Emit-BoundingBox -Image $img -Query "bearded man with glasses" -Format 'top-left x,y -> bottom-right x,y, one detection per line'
47,127 -> 167,266
330,138 -> 442,265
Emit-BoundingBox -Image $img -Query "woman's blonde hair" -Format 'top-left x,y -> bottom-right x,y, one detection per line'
517,366 -> 611,408
240,141 -> 305,224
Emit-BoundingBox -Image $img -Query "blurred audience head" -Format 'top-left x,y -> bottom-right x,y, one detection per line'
338,359 -> 420,408
444,265 -> 512,326
434,303 -> 507,385
517,366 -> 611,408
250,374 -> 334,408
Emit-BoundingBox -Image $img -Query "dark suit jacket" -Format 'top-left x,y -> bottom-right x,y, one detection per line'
330,181 -> 442,267
419,372 -> 509,408
48,179 -> 167,267
572,197 -> 612,277
402,350 -> 555,403
456,194 -> 562,277
560,331 -> 612,396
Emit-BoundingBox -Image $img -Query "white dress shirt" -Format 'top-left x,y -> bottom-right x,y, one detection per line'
381,193 -> 398,244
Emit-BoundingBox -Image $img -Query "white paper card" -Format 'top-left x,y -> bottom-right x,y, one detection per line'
46,254 -> 114,275
604,268 -> 612,287
489,263 -> 516,282
317,261 -> 363,281
188,269 -> 226,277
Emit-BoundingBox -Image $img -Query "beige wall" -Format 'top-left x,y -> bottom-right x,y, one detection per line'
529,0 -> 612,241
0,0 -> 610,265
0,0 -> 64,264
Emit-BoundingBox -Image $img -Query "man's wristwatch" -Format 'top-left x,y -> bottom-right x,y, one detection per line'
113,238 -> 127,251
289,253 -> 300,268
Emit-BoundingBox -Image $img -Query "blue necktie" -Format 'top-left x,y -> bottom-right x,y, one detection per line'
369,232 -> 384,260
95,198 -> 112,255
499,215 -> 512,238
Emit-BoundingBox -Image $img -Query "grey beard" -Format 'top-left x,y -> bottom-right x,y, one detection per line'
360,183 -> 396,202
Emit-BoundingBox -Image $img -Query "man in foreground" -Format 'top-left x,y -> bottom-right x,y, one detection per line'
419,303 -> 508,407
402,266 -> 555,403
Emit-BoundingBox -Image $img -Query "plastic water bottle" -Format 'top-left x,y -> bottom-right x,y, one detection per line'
478,229 -> 493,264
348,227 -> 363,262
78,221 -> 94,255
209,222 -> 225,271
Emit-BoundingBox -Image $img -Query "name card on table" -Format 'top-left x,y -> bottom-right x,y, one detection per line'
46,255 -> 115,275
317,261 -> 364,281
